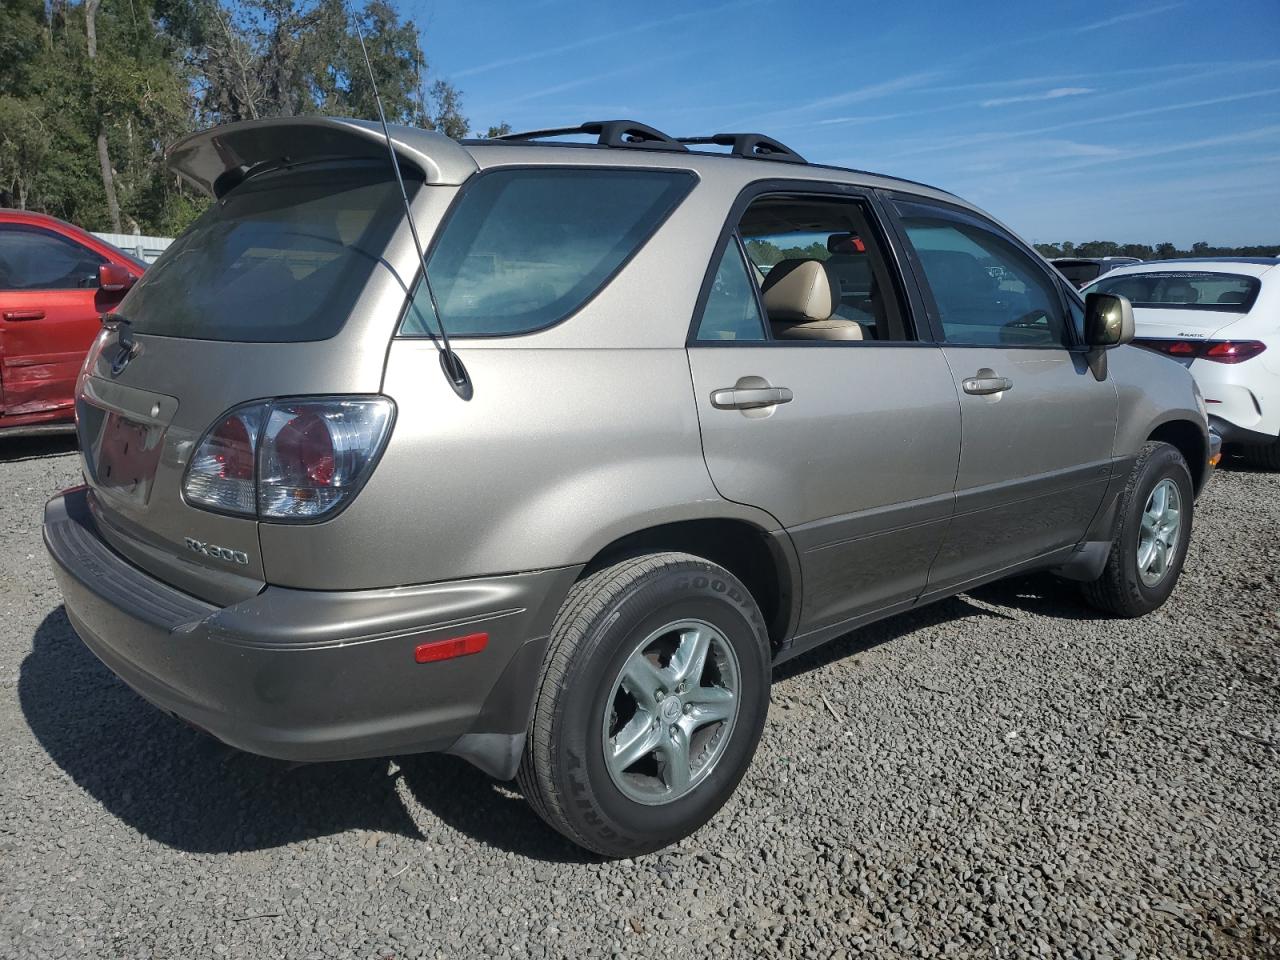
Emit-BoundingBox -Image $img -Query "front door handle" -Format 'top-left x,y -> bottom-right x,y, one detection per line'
711,385 -> 793,410
3,310 -> 45,322
962,369 -> 1013,396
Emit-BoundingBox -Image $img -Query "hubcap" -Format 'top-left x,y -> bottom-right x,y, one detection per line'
1137,478 -> 1182,587
601,619 -> 741,806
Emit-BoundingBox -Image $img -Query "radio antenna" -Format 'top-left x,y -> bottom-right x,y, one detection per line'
355,22 -> 471,400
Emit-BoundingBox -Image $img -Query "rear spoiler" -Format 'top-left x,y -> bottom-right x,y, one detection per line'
167,117 -> 479,197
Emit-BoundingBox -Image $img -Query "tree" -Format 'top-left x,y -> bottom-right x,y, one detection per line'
481,122 -> 512,139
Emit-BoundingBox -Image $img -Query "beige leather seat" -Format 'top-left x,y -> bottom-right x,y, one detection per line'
760,259 -> 863,341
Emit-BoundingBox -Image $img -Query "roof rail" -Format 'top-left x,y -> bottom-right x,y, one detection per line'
677,133 -> 806,164
496,120 -> 688,152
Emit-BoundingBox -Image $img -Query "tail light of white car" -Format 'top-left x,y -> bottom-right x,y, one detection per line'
1134,339 -> 1267,364
183,397 -> 394,521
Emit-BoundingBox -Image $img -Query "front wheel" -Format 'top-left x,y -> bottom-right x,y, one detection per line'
1082,441 -> 1194,617
1240,437 -> 1280,471
518,552 -> 771,857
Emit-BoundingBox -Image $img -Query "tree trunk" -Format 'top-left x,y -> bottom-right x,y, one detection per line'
85,0 -> 123,232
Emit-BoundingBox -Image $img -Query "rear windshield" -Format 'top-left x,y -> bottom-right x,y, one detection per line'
400,167 -> 694,337
120,162 -> 415,341
1054,261 -> 1101,285
1091,271 -> 1261,313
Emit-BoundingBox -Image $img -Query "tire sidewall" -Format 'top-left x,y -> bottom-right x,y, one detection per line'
1118,445 -> 1194,610
552,562 -> 771,854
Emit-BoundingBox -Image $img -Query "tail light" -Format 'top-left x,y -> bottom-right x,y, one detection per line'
1203,341 -> 1266,364
183,397 -> 394,522
1134,339 -> 1267,364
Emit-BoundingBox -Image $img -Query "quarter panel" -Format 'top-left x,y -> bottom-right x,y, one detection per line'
1109,345 -> 1211,457
258,345 -> 778,589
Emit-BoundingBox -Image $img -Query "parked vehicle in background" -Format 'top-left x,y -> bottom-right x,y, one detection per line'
44,117 -> 1214,857
1084,258 -> 1280,468
0,211 -> 145,436
1052,256 -> 1142,288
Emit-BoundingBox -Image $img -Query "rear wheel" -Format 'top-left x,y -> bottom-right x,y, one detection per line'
1082,441 -> 1194,617
1240,438 -> 1280,471
518,552 -> 771,857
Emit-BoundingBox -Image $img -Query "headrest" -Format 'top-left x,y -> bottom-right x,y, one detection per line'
1216,290 -> 1248,304
761,259 -> 838,322
1163,280 -> 1198,303
827,232 -> 866,255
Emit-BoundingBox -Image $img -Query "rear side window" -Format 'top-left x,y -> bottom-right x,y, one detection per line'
1091,271 -> 1261,313
120,162 -> 415,342
401,168 -> 694,337
0,225 -> 105,290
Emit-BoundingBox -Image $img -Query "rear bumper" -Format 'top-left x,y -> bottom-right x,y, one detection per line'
44,487 -> 579,768
1209,414 -> 1276,448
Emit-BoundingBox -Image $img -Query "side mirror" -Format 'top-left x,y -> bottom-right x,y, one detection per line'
1084,292 -> 1134,347
98,263 -> 136,294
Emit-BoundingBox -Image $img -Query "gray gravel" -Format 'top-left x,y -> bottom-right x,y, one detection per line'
1,436 -> 1277,959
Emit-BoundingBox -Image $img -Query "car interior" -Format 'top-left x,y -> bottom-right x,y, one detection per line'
738,197 -> 910,342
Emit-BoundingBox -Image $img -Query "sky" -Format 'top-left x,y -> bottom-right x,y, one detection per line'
398,0 -> 1280,247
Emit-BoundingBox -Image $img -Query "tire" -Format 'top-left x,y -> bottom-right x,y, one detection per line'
1241,438 -> 1280,471
517,552 -> 772,857
1081,441 -> 1194,618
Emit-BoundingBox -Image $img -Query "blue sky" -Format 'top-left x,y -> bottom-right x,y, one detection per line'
402,0 -> 1280,246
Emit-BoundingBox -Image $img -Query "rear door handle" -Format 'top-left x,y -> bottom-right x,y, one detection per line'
711,386 -> 793,410
3,310 -> 45,321
962,370 -> 1013,395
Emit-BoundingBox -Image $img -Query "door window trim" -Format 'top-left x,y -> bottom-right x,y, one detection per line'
686,179 -> 934,349
881,191 -> 1084,351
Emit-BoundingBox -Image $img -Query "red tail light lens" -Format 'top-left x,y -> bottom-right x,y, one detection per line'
258,399 -> 394,521
182,397 -> 394,521
183,407 -> 263,514
1203,340 -> 1266,364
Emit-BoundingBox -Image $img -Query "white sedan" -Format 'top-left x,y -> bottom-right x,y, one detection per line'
1083,258 -> 1280,468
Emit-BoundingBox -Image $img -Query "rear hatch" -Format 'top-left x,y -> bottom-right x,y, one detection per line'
76,118 -> 476,605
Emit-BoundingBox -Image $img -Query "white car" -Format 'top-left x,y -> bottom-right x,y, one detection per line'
1083,258 -> 1280,468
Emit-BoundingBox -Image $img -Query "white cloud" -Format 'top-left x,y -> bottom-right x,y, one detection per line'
981,87 -> 1095,108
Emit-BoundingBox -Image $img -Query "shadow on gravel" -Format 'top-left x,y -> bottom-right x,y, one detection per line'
970,572 -> 1110,623
0,434 -> 78,462
19,607 -> 595,862
20,607 -> 424,854
775,573 -> 1104,683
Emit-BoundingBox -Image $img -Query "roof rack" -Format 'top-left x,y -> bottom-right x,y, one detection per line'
676,133 -> 806,164
497,120 -> 688,152
494,121 -> 807,164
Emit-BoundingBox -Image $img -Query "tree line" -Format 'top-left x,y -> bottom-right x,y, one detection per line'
1033,240 -> 1279,260
0,0 -> 509,235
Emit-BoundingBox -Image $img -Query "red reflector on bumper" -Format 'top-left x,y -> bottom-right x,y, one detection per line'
415,632 -> 489,664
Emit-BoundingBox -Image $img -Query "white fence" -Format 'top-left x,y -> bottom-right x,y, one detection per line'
91,232 -> 174,264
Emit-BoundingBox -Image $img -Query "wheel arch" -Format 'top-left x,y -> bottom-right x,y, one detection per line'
1147,418 -> 1209,494
582,517 -> 800,649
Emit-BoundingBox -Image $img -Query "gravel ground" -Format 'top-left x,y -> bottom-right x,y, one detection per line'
1,436 -> 1277,959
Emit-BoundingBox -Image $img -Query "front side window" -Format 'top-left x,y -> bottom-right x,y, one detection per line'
0,225 -> 104,290
897,202 -> 1069,348
402,168 -> 694,337
694,239 -> 767,342
1090,271 -> 1261,313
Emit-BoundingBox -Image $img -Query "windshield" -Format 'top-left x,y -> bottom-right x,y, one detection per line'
121,161 -> 416,341
1090,271 -> 1261,313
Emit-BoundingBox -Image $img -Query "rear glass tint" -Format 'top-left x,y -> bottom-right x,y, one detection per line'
120,162 -> 415,342
401,168 -> 694,337
1091,271 -> 1261,312
1054,261 -> 1101,285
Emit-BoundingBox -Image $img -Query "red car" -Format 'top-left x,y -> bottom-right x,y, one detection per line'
0,210 -> 145,437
